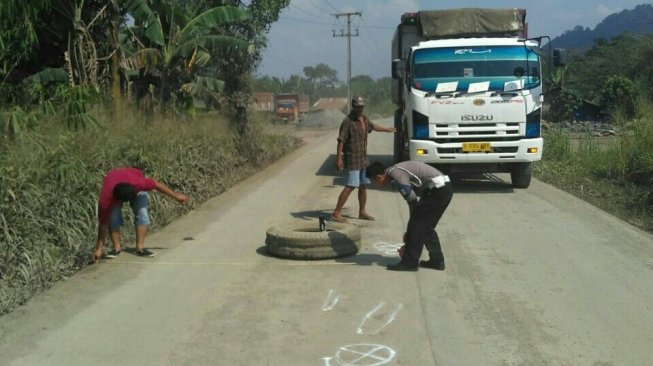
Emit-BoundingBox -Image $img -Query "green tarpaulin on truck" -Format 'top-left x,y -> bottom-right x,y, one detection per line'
418,8 -> 526,38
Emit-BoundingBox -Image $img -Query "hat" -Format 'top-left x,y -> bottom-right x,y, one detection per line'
352,96 -> 365,107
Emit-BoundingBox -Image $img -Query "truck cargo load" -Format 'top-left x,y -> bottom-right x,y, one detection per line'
417,8 -> 526,39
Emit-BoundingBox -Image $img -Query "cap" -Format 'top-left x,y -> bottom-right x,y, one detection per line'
352,96 -> 365,107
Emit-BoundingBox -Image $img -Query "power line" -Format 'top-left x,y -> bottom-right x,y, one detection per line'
306,0 -> 332,14
321,0 -> 341,13
290,3 -> 330,19
262,51 -> 308,70
360,17 -> 386,59
279,15 -> 332,26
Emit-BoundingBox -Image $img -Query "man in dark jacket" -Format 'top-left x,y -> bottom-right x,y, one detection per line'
367,161 -> 453,271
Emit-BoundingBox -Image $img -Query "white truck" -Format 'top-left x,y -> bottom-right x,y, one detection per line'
392,8 -> 566,188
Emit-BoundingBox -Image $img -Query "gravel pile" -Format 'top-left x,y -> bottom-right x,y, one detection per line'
299,109 -> 346,128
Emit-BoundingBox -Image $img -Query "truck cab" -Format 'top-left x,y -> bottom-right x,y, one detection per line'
392,9 -> 566,188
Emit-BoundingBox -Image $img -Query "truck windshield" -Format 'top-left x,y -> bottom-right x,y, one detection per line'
278,102 -> 295,109
412,46 -> 540,93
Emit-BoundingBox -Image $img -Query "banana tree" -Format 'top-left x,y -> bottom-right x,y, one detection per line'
122,0 -> 250,109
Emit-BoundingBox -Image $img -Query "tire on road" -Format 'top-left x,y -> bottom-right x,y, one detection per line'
265,222 -> 361,259
511,162 -> 533,189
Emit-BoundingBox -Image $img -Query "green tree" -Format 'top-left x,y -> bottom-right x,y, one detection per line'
0,0 -> 52,85
600,75 -> 636,118
123,0 -> 251,109
209,0 -> 291,134
303,63 -> 338,89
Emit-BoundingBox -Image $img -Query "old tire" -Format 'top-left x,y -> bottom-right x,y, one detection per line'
265,222 -> 361,259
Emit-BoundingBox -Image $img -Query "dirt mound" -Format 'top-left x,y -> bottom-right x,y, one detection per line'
299,109 -> 346,128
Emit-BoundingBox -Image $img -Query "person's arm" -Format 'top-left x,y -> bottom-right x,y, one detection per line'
335,141 -> 345,171
369,121 -> 396,133
154,181 -> 189,203
92,224 -> 108,263
335,120 -> 349,171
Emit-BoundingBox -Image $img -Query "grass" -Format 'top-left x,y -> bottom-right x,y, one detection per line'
535,101 -> 653,233
0,109 -> 301,315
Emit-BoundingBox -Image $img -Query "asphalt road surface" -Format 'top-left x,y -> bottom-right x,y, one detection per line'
0,118 -> 651,366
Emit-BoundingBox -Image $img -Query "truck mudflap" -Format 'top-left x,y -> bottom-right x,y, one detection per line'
408,138 -> 542,163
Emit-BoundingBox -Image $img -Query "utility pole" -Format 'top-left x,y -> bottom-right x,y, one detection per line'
332,12 -> 361,106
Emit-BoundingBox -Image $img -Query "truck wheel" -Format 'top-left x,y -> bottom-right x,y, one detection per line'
511,162 -> 532,188
393,109 -> 406,163
393,131 -> 406,163
265,222 -> 361,259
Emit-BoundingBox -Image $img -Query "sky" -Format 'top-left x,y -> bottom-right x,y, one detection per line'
256,0 -> 646,81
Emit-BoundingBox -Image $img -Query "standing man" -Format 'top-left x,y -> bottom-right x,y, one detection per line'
366,161 -> 453,272
332,96 -> 395,223
91,167 -> 189,262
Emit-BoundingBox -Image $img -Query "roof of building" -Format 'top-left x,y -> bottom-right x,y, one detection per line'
313,98 -> 348,111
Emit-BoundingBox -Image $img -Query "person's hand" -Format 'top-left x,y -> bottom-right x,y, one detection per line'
92,247 -> 104,263
175,193 -> 189,204
335,156 -> 344,171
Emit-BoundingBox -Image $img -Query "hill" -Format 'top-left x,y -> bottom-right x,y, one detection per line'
551,4 -> 653,49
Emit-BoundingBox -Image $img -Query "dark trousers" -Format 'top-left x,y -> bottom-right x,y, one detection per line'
401,183 -> 453,266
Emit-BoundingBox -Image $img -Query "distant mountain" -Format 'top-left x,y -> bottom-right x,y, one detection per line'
551,4 -> 653,49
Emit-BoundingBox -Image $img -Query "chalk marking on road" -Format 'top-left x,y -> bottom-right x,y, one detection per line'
322,289 -> 341,311
373,242 -> 403,255
105,261 -> 356,267
356,302 -> 403,335
333,343 -> 396,366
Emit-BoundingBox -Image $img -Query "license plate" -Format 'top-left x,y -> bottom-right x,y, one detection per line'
462,142 -> 491,152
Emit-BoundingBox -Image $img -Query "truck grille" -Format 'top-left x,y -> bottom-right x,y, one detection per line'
437,146 -> 519,154
434,122 -> 520,138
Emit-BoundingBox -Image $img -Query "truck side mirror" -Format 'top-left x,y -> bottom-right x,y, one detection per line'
552,48 -> 568,67
392,59 -> 405,79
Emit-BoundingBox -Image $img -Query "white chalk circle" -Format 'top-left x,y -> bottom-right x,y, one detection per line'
373,242 -> 403,256
334,343 -> 396,366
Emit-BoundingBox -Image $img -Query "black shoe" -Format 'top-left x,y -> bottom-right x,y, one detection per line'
386,262 -> 418,272
106,249 -> 122,259
135,248 -> 156,258
420,259 -> 445,271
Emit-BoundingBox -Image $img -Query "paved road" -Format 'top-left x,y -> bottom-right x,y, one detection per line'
0,119 -> 652,366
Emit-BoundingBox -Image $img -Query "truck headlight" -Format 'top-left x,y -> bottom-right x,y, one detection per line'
412,110 -> 429,139
526,109 -> 541,138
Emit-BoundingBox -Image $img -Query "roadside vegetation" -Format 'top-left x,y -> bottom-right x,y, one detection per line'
0,112 -> 300,314
539,34 -> 653,232
0,0 -> 297,315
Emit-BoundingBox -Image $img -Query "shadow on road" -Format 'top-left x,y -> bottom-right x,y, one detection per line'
315,154 -> 393,176
254,245 -> 394,269
335,253 -> 395,267
450,173 -> 515,194
289,209 -> 333,221
316,154 -> 396,192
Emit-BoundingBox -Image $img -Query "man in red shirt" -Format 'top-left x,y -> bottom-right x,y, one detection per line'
91,167 -> 189,262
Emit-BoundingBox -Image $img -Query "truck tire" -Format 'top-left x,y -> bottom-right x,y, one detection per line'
265,222 -> 361,259
393,131 -> 406,163
393,109 -> 406,163
511,162 -> 532,188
